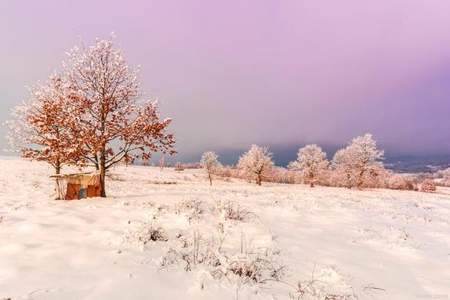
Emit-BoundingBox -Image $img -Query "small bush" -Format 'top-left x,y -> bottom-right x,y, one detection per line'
265,167 -> 300,184
176,199 -> 207,222
212,165 -> 245,180
388,175 -> 417,191
160,231 -> 284,284
160,230 -> 221,272
125,221 -> 168,250
220,253 -> 285,283
216,200 -> 252,221
420,179 -> 436,193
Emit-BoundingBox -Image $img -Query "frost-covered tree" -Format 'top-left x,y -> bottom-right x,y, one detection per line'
332,134 -> 384,189
64,38 -> 175,196
331,147 -> 355,188
438,168 -> 450,186
289,144 -> 328,187
200,151 -> 220,185
5,75 -> 84,175
237,145 -> 274,186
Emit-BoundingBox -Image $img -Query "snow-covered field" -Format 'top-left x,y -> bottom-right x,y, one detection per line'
0,158 -> 449,300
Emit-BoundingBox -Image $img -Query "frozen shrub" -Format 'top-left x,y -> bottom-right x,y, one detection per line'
388,175 -> 417,191
176,199 -> 207,222
361,165 -> 390,188
211,165 -> 235,179
125,221 -> 168,250
227,258 -> 260,281
420,179 -> 436,193
315,168 -> 337,187
213,251 -> 285,284
288,266 -> 358,300
160,230 -> 221,272
265,167 -> 300,184
161,230 -> 284,284
436,168 -> 450,186
216,200 -> 252,221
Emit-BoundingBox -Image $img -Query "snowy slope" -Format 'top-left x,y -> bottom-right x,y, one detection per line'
0,158 -> 449,300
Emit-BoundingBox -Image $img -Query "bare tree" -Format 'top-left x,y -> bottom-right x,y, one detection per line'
64,38 -> 175,196
237,145 -> 274,186
200,151 -> 220,185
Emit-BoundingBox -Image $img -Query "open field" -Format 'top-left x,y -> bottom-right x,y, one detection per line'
0,158 -> 449,299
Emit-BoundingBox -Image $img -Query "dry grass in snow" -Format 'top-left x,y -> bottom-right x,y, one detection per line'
0,157 -> 449,299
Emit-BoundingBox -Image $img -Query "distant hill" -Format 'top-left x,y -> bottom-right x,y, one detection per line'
168,145 -> 450,173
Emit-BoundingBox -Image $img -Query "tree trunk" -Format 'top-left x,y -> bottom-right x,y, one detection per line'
208,173 -> 212,186
54,163 -> 62,200
357,169 -> 365,189
346,172 -> 352,189
100,150 -> 107,197
309,174 -> 315,187
256,174 -> 262,186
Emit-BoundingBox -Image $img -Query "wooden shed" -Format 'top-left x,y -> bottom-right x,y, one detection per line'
52,172 -> 102,200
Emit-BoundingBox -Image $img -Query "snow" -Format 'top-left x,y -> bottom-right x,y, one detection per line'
0,157 -> 449,300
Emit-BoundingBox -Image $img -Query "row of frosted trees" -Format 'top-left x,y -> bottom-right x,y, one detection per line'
202,133 -> 397,189
6,38 -> 175,196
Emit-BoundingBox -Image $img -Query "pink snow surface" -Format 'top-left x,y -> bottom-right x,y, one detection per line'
0,157 -> 449,299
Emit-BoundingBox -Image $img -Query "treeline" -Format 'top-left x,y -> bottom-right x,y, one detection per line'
200,134 -> 437,192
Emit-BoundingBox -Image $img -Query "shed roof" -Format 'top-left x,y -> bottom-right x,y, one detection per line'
51,172 -> 101,186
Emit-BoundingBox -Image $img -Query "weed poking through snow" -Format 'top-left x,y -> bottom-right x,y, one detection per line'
216,200 -> 253,222
124,219 -> 168,250
160,229 -> 285,285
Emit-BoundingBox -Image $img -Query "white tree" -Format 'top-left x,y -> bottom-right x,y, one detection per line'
200,151 -> 220,186
289,144 -> 328,187
331,147 -> 355,188
332,133 -> 384,188
237,145 -> 274,186
438,168 -> 450,186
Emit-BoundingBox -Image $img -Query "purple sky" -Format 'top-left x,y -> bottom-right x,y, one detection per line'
1,0 -> 450,158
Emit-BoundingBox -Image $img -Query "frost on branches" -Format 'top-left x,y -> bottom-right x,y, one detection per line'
6,37 -> 175,197
332,133 -> 384,189
289,144 -> 328,187
63,38 -> 175,196
5,75 -> 84,174
200,151 -> 220,186
237,145 -> 274,186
